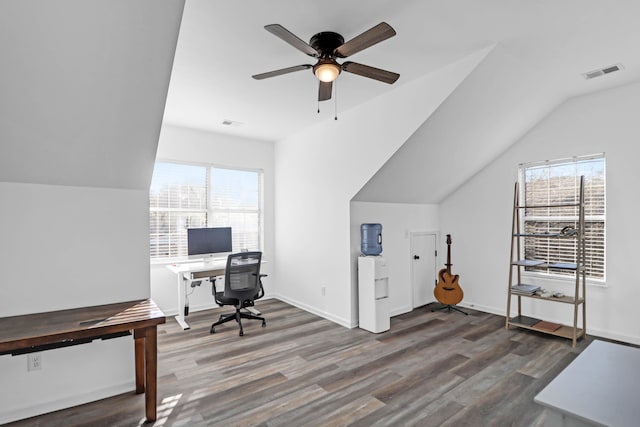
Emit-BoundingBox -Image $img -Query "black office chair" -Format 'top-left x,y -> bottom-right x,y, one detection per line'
210,251 -> 266,336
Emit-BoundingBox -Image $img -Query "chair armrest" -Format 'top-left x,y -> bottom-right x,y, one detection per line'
211,277 -> 224,306
256,274 -> 267,300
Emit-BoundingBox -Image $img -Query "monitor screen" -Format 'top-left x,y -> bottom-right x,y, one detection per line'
187,227 -> 233,256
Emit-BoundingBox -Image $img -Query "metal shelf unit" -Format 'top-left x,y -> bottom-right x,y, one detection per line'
506,176 -> 587,347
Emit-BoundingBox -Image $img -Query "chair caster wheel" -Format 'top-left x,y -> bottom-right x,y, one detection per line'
239,331 -> 244,337
210,326 -> 215,334
262,321 -> 266,327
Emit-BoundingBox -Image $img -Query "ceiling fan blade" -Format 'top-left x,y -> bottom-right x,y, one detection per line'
334,22 -> 396,58
342,61 -> 400,84
264,24 -> 319,57
318,81 -> 333,101
252,64 -> 312,80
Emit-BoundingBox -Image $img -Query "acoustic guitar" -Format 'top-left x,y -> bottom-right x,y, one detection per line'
434,234 -> 464,306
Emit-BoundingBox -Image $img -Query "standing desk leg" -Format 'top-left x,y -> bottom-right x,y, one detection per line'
134,329 -> 145,394
144,326 -> 158,422
174,272 -> 190,330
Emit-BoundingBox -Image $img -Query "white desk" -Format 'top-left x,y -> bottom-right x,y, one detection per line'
535,340 -> 640,427
166,259 -> 227,330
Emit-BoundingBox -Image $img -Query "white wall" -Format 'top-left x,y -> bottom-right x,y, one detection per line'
0,183 -> 150,423
150,125 -> 275,316
350,202 -> 439,325
440,80 -> 640,344
0,1 -> 183,422
274,49 -> 490,327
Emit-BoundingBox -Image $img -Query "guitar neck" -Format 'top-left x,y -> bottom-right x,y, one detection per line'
446,236 -> 452,274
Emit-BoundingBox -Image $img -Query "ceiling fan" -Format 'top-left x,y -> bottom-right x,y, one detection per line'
252,22 -> 400,102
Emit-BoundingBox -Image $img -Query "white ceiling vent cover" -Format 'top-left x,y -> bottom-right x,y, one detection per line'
582,63 -> 624,80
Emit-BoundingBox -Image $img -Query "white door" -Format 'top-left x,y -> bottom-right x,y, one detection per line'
410,232 -> 437,308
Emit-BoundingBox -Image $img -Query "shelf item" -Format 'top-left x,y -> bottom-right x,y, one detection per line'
545,262 -> 578,270
505,177 -> 587,347
511,284 -> 541,295
512,259 -> 545,267
534,321 -> 562,332
514,292 -> 581,305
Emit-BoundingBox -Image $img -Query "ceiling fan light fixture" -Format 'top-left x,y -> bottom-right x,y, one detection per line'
314,61 -> 341,82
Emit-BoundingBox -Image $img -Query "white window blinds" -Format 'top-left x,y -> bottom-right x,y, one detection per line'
149,161 -> 262,259
519,154 -> 605,280
210,167 -> 261,253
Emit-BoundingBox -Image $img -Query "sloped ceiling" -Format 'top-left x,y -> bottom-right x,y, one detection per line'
351,2 -> 640,203
354,45 -> 565,203
0,0 -> 184,190
164,0 -> 640,146
162,1 -> 640,204
3,1 -> 638,199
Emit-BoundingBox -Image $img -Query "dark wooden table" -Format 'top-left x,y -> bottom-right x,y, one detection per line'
0,299 -> 166,422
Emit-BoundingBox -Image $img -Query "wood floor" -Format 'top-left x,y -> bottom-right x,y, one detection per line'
8,299 -> 594,427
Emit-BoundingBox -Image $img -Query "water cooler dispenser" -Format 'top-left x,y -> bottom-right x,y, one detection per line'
358,256 -> 390,333
360,223 -> 383,255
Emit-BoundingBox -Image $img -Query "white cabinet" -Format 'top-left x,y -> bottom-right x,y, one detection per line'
358,256 -> 390,333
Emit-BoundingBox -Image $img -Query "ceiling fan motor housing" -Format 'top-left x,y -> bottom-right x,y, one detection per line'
309,32 -> 345,57
310,32 -> 345,82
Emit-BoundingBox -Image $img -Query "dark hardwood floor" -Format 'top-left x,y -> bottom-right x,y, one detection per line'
8,299 -> 594,427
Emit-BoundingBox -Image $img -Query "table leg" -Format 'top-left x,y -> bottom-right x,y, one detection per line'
175,272 -> 190,330
134,329 -> 145,394
144,326 -> 158,422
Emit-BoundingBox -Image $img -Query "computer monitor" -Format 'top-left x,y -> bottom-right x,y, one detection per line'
187,227 -> 233,258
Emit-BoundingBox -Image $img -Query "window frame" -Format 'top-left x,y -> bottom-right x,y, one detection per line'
149,159 -> 264,263
518,153 -> 606,286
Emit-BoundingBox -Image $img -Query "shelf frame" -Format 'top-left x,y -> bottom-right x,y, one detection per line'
506,176 -> 587,347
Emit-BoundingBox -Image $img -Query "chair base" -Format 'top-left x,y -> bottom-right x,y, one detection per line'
210,308 -> 266,336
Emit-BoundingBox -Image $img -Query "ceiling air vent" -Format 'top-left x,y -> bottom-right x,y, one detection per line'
582,63 -> 623,80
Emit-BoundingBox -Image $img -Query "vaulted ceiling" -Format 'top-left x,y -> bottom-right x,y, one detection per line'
2,0 -> 639,201
163,0 -> 640,145
0,0 -> 184,190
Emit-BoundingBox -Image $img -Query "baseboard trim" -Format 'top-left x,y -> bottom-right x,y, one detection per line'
0,382 -> 133,425
272,294 -> 353,328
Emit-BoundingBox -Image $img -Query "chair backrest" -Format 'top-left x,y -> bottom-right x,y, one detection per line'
224,251 -> 262,302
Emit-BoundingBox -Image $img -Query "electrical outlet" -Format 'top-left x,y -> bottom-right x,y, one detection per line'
28,353 -> 42,371
321,286 -> 326,297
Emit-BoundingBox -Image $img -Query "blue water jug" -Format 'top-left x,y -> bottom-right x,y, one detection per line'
361,223 -> 383,255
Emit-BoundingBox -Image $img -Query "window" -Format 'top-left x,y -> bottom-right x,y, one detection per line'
519,154 -> 605,281
149,161 -> 262,259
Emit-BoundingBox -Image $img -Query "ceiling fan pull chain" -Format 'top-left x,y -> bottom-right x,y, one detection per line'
334,80 -> 338,120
